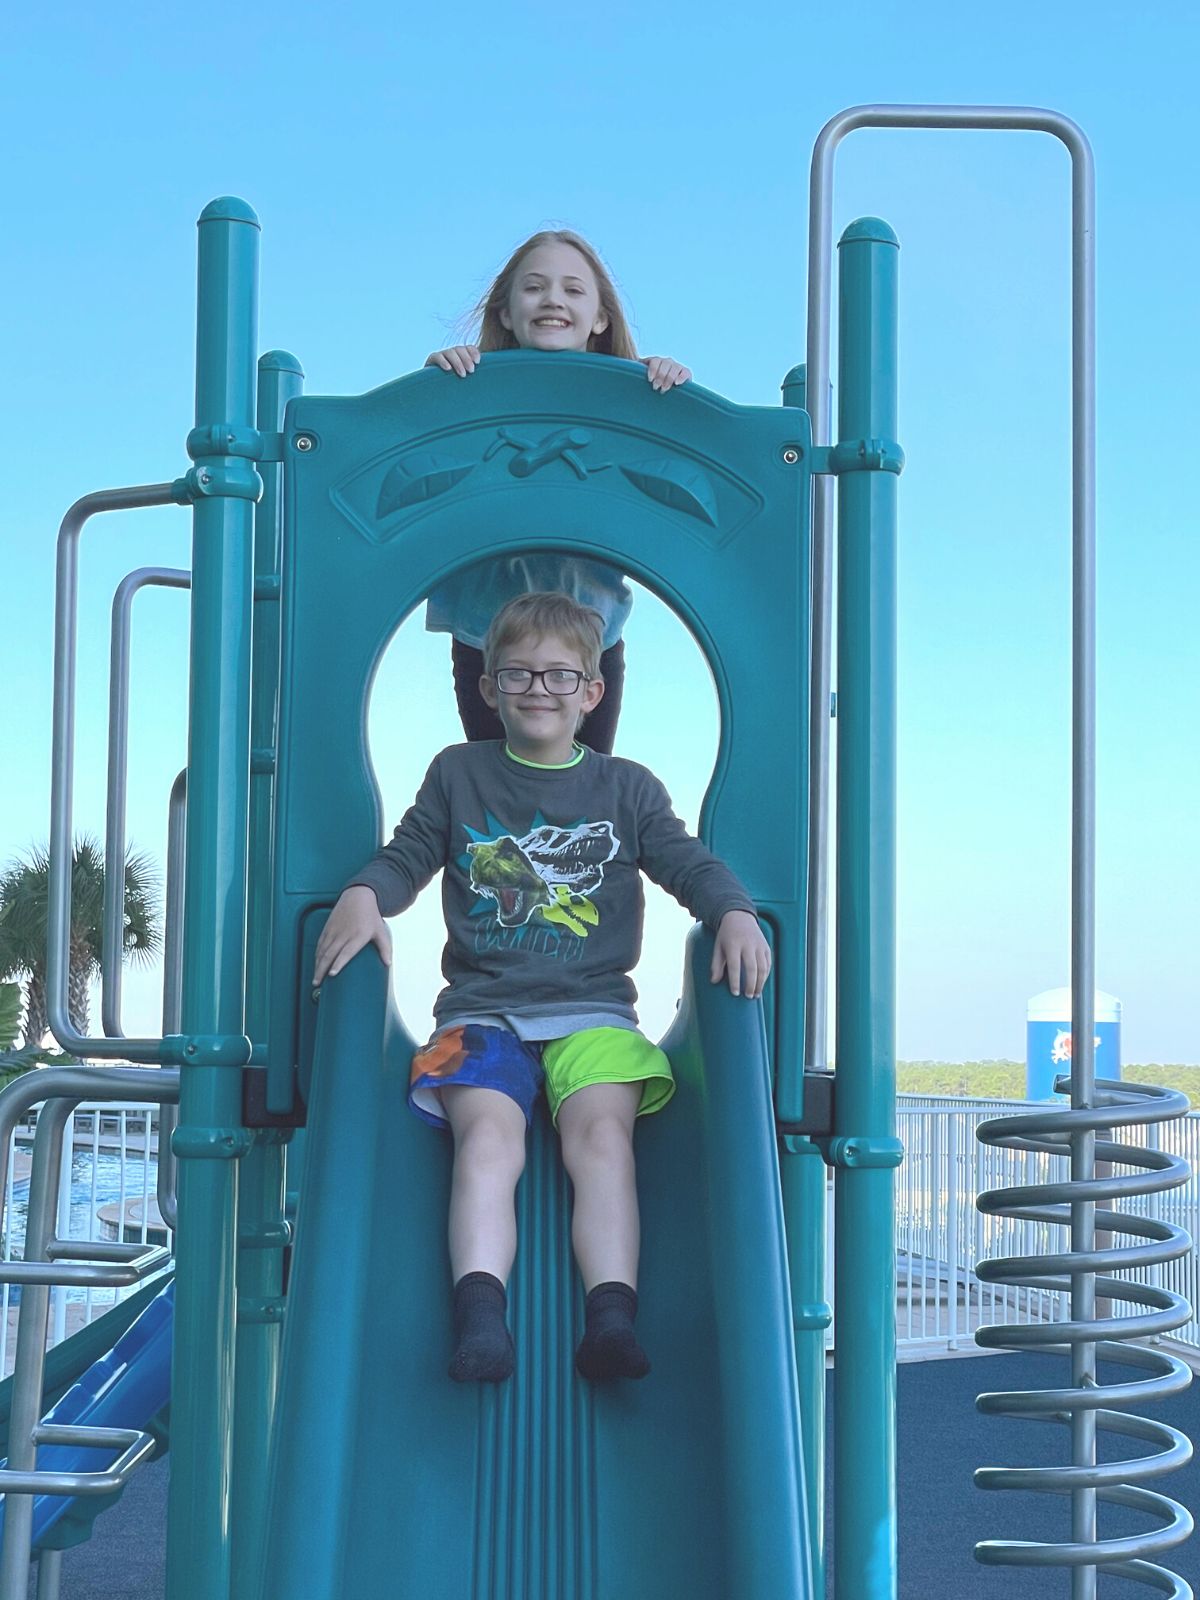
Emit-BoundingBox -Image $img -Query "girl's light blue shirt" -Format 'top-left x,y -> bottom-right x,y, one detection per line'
425,555 -> 632,651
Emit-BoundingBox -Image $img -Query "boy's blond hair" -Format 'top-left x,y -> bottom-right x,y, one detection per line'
482,592 -> 604,679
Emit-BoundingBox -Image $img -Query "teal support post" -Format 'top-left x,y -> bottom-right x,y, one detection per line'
230,350 -> 304,1600
831,218 -> 902,1600
781,1133 -> 830,1599
165,197 -> 261,1600
779,361 -> 829,1600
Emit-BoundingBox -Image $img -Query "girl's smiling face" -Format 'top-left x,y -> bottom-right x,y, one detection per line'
500,241 -> 610,353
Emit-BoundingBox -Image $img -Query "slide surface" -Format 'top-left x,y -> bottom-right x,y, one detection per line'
263,932 -> 811,1600
0,1279 -> 173,1550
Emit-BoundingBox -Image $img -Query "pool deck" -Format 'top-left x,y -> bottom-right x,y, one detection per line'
23,1348 -> 1200,1599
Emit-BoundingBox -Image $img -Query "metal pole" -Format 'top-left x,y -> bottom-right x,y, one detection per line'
0,1100 -> 74,1599
230,350 -> 303,1600
103,569 -> 190,1038
157,769 -> 188,1235
778,362 -> 829,1599
832,216 -> 901,1600
34,1549 -> 63,1600
805,105 -> 1095,1089
164,196 -> 261,1600
52,1118 -> 72,1345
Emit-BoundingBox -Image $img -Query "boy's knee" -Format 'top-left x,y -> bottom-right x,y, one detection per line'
561,1109 -> 634,1175
457,1113 -> 527,1177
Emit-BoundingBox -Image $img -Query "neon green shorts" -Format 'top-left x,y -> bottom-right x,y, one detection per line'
541,1027 -> 675,1125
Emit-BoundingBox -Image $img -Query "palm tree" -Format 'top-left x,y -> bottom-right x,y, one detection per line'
0,836 -> 161,1050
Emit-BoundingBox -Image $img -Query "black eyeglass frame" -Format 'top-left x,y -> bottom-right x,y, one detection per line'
492,667 -> 591,696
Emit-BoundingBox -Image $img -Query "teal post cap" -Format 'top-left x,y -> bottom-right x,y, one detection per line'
197,196 -> 261,228
838,216 -> 899,248
259,350 -> 305,376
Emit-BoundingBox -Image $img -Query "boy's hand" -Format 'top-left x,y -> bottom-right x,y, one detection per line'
711,910 -> 771,999
639,355 -> 691,391
312,886 -> 392,990
425,345 -> 480,377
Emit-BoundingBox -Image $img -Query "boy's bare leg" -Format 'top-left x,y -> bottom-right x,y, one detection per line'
442,1086 -> 527,1280
442,1086 -> 527,1381
558,1081 -> 650,1380
557,1081 -> 642,1288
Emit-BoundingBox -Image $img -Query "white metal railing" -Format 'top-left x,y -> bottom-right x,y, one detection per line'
5,1091 -> 1193,1371
2,1102 -> 164,1377
891,1094 -> 1200,1355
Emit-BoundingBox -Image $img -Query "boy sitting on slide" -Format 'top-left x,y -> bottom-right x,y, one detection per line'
312,591 -> 770,1384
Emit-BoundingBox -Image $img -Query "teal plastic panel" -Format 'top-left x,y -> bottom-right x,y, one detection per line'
266,351 -> 811,1113
261,936 -> 810,1600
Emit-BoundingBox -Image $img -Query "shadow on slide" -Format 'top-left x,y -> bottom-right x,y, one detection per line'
262,929 -> 811,1600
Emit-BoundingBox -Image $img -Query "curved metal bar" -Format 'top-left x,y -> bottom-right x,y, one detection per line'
51,485 -> 188,1062
0,1067 -> 179,1598
102,568 -> 190,1038
804,105 -> 1095,1097
0,1066 -> 180,1224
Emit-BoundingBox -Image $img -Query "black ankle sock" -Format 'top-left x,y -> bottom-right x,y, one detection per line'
449,1272 -> 514,1383
575,1281 -> 650,1382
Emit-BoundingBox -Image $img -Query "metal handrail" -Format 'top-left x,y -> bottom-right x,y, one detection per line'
803,105 -> 1095,1082
156,769 -> 187,1233
102,567 -> 190,1039
0,1068 -> 179,1600
50,484 -> 189,1062
0,1425 -> 158,1497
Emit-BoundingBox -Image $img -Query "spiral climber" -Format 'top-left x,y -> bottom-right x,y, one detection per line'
974,1077 -> 1194,1595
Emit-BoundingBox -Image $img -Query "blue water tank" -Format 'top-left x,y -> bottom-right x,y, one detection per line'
1026,987 -> 1121,1100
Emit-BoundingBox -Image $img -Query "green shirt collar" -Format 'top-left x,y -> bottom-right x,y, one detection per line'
503,741 -> 586,771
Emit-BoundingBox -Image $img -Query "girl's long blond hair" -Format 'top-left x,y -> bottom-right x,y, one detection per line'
470,230 -> 638,359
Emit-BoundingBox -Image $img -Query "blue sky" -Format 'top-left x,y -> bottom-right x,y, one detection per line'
2,3 -> 1196,1063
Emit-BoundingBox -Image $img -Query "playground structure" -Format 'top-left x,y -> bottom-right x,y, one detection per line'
0,104 -> 1193,1600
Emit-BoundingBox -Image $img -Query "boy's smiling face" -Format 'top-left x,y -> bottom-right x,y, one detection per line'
480,629 -> 605,764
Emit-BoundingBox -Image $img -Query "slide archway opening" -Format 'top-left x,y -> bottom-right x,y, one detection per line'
365,566 -> 720,1044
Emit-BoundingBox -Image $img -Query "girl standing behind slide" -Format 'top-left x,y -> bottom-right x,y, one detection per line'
424,230 -> 691,754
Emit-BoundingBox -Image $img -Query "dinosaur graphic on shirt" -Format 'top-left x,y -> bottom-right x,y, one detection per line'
467,820 -> 618,934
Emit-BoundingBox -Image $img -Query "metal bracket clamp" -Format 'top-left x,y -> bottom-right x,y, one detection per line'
810,437 -> 905,476
161,1032 -> 253,1067
185,424 -> 284,463
238,1296 -> 286,1324
172,1126 -> 256,1160
178,422 -> 266,501
818,1134 -> 904,1169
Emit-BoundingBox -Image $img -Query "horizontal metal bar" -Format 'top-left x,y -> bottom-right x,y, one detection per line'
0,1426 -> 156,1497
0,1261 -> 152,1289
48,1239 -> 171,1269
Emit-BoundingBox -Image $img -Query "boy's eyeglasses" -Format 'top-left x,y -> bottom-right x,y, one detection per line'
494,668 -> 589,695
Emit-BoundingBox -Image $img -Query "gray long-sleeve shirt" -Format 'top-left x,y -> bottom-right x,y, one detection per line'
348,741 -> 757,1028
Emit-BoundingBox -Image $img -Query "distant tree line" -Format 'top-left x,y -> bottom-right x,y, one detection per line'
897,1060 -> 1200,1107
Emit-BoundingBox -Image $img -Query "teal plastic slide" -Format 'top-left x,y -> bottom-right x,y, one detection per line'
261,930 -> 811,1599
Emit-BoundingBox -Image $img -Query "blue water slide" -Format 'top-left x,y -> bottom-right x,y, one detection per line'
0,1279 -> 173,1549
